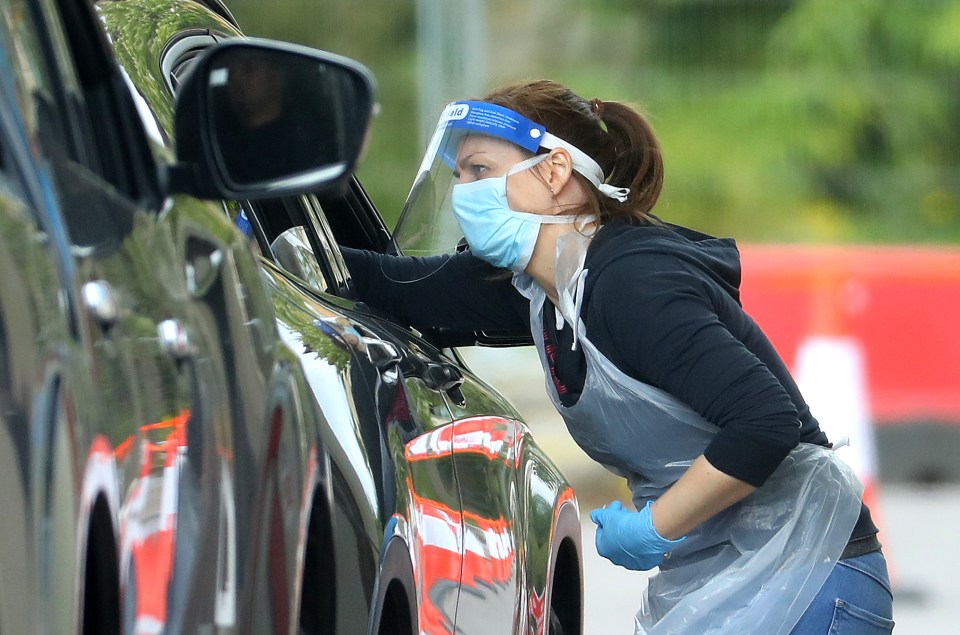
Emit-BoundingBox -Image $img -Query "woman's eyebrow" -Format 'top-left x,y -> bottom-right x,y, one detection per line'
456,151 -> 487,170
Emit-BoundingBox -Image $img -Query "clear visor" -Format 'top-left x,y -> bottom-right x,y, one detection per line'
392,101 -> 548,257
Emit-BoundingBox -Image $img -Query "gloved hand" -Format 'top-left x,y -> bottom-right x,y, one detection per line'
590,500 -> 686,571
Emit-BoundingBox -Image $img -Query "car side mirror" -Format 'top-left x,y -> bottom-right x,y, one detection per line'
168,38 -> 376,200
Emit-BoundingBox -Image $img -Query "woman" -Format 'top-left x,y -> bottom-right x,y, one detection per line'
342,81 -> 893,634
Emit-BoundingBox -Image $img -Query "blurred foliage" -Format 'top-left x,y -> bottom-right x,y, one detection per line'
97,0 -> 241,143
229,0 -> 960,243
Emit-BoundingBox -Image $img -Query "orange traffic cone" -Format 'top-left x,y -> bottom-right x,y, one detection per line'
792,264 -> 890,564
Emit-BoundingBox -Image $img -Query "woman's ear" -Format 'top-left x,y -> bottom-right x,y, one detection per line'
541,148 -> 574,193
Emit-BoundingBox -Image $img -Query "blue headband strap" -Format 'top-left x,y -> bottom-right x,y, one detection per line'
437,100 -> 629,202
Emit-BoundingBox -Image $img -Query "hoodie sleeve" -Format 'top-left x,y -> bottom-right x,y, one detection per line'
342,247 -> 530,332
588,253 -> 802,487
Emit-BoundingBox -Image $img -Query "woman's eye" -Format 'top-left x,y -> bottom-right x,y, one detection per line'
454,162 -> 491,182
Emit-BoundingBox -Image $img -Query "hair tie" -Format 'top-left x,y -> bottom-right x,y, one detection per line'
590,98 -> 605,116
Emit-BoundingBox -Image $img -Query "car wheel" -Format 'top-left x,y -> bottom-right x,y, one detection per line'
548,537 -> 582,634
82,497 -> 120,635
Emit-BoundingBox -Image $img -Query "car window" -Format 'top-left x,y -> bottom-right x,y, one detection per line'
300,193 -> 349,289
0,0 -> 160,249
39,0 -> 159,202
0,0 -> 117,244
247,181 -> 397,302
239,196 -> 346,296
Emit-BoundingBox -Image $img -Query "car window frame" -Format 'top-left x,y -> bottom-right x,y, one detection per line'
236,195 -> 342,296
300,194 -> 349,291
319,176 -> 536,348
32,0 -> 162,209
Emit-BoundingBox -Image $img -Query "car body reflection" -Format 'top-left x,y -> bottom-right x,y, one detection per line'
404,416 -> 570,634
116,410 -> 190,634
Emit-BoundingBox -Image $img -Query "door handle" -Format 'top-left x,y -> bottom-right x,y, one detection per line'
424,362 -> 465,406
81,280 -> 118,329
362,337 -> 401,373
158,319 -> 197,361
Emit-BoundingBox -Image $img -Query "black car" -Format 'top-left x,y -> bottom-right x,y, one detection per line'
0,0 -> 362,632
0,0 -> 583,632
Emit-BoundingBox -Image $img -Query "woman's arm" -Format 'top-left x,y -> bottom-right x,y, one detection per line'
650,455 -> 756,539
342,247 -> 530,332
588,255 -> 803,541
591,454 -> 756,568
590,257 -> 803,489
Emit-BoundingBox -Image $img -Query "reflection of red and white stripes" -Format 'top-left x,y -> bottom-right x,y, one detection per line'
404,417 -> 515,464
412,494 -> 517,635
411,496 -> 459,635
529,588 -> 547,635
405,416 -> 522,635
117,410 -> 190,635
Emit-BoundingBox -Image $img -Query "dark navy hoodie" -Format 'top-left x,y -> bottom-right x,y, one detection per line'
561,220 -> 821,485
342,219 -> 877,540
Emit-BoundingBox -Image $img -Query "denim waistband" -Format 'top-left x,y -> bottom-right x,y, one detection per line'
835,548 -> 893,597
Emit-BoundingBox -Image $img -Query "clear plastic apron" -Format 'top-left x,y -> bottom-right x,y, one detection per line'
512,231 -> 863,634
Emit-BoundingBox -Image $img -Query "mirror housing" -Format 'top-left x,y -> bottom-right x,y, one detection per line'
168,38 -> 376,200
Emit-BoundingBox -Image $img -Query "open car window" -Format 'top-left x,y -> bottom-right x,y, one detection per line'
238,194 -> 349,297
240,180 -> 532,348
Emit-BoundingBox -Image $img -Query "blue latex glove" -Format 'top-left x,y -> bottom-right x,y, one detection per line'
590,500 -> 686,571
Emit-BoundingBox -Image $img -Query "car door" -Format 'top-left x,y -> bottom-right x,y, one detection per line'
0,0 -> 245,632
246,179 -> 576,634
240,184 -> 543,633
241,192 -> 471,633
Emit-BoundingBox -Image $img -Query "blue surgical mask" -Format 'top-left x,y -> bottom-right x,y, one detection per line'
451,155 -> 581,272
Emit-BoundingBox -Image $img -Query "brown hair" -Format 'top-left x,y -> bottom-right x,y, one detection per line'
483,80 -> 663,226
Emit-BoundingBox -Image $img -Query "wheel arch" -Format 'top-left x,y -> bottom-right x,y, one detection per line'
516,426 -> 583,635
369,533 -> 418,635
547,498 -> 583,635
80,491 -> 121,635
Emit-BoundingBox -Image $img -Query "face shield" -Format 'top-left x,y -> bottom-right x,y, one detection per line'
392,100 -> 550,258
391,100 -> 629,266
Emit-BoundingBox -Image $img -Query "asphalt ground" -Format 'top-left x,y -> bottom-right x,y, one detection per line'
461,347 -> 956,635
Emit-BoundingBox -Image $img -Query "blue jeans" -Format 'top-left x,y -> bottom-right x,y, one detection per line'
789,550 -> 894,634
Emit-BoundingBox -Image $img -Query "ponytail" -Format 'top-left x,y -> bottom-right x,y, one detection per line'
484,80 -> 664,226
599,101 -> 664,222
